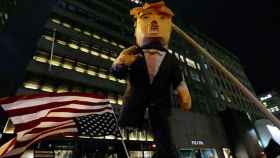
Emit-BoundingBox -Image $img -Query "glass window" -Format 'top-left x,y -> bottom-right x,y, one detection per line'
62,22 -> 71,28
102,38 -> 109,43
117,95 -> 123,105
51,18 -> 61,24
118,79 -> 126,84
73,27 -> 82,32
86,66 -> 97,76
93,34 -> 101,39
108,75 -> 117,82
80,46 -> 90,53
23,80 -> 40,90
90,50 -> 100,56
62,59 -> 74,70
56,85 -> 69,93
111,41 -> 118,46
100,54 -> 109,60
49,55 -> 62,67
41,84 -> 54,92
43,35 -> 54,42
57,39 -> 67,46
33,52 -> 49,63
180,55 -> 185,63
190,71 -> 200,82
74,62 -> 86,73
186,58 -> 197,69
68,42 -> 79,50
128,129 -> 138,141
109,57 -> 116,62
83,31 -> 91,36
119,44 -> 125,49
147,132 -> 154,142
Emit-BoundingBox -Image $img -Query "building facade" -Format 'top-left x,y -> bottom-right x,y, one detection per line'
0,0 -> 264,158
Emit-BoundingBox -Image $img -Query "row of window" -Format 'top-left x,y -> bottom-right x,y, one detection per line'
50,17 -> 125,49
42,34 -> 117,62
23,79 -> 124,106
57,0 -> 125,34
33,51 -> 126,84
77,128 -> 154,142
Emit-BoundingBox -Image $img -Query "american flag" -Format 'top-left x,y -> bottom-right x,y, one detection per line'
0,92 -> 120,158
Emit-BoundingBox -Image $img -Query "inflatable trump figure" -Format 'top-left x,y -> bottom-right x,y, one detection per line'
111,1 -> 192,157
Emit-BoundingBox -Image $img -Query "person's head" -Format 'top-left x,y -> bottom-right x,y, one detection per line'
130,1 -> 174,47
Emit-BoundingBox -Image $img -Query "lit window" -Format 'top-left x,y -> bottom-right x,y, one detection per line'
87,66 -> 97,76
128,129 -> 138,141
100,54 -> 109,60
168,49 -> 173,54
33,54 -> 48,63
51,18 -> 61,24
62,59 -> 74,70
111,41 -> 118,46
62,22 -> 71,28
108,95 -> 117,104
83,31 -> 91,36
109,75 -> 117,81
197,63 -> 201,70
73,27 -> 82,32
48,55 -> 62,67
43,35 -> 54,42
98,72 -> 107,79
179,55 -> 185,62
186,58 -> 197,69
93,34 -> 101,39
68,43 -> 79,49
41,84 -> 54,92
57,40 -> 67,46
138,130 -> 146,141
24,81 -> 40,90
109,57 -> 115,62
102,38 -> 109,43
117,97 -> 123,105
119,44 -> 125,49
147,132 -> 154,141
90,50 -> 100,56
118,79 -> 126,84
56,86 -> 69,93
80,47 -> 90,53
220,93 -> 225,100
174,52 -> 179,60
74,62 -> 86,73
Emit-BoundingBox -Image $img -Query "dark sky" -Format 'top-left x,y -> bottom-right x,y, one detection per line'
164,0 -> 277,95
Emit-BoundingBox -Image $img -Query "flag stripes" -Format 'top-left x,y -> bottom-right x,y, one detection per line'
0,92 -> 117,158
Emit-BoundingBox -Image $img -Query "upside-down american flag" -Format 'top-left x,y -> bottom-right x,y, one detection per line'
0,92 -> 120,158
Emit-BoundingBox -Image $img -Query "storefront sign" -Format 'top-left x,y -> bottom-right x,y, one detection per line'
191,140 -> 204,145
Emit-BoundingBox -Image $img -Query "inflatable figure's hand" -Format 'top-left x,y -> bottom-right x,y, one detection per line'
177,85 -> 192,112
114,45 -> 140,66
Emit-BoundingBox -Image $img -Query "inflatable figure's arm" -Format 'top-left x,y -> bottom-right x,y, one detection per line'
176,81 -> 192,112
111,46 -> 140,79
172,58 -> 192,112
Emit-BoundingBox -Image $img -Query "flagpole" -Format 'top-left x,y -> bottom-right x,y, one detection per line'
172,23 -> 280,129
112,111 -> 130,158
49,28 -> 56,71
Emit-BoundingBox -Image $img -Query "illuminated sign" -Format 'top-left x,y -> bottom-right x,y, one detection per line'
191,140 -> 204,145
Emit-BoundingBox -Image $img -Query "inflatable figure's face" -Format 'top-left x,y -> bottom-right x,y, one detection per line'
134,9 -> 172,47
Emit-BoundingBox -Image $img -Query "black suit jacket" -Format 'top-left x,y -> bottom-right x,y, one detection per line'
111,51 -> 183,128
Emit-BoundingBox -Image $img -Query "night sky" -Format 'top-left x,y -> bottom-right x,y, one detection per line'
164,0 -> 277,95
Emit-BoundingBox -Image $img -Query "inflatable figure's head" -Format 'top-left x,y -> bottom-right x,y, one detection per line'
130,1 -> 174,48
